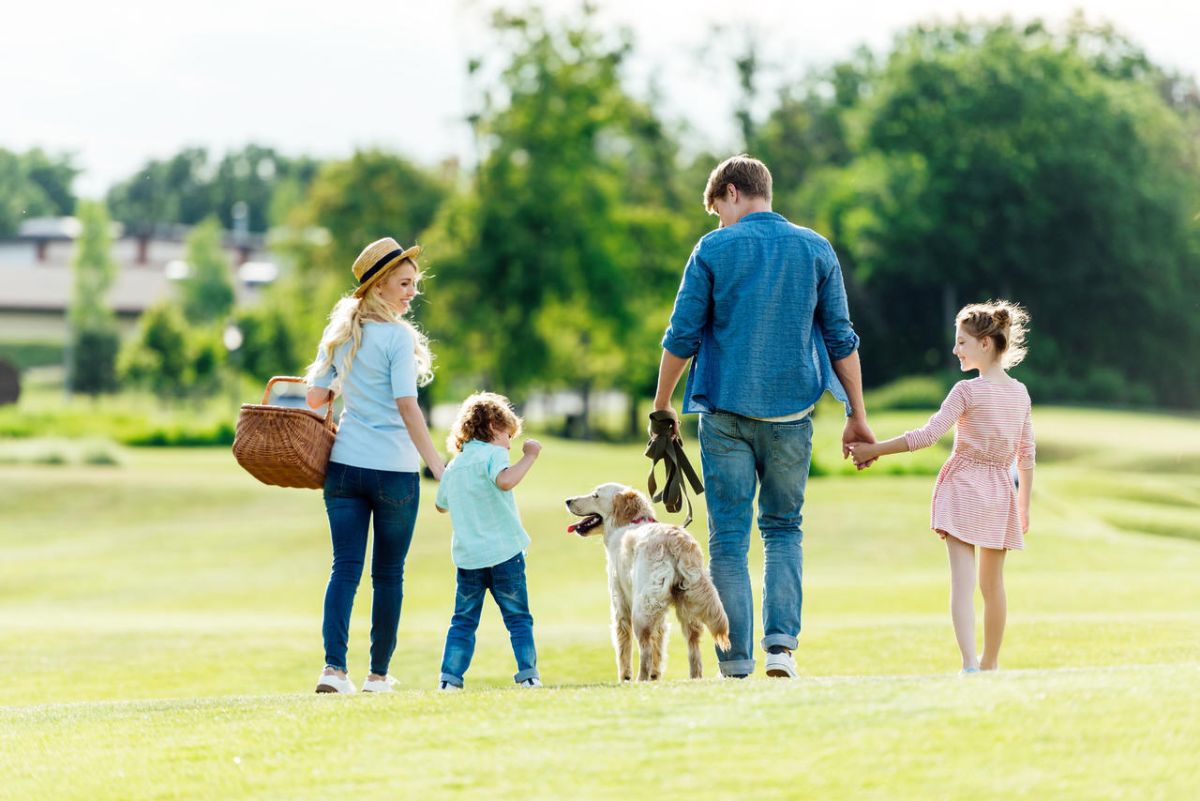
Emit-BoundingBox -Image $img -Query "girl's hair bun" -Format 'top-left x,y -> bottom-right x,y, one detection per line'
956,300 -> 1030,368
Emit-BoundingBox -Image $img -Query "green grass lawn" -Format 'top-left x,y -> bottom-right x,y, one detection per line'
1,404 -> 1198,799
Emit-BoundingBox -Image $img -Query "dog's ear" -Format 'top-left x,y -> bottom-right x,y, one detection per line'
611,489 -> 647,527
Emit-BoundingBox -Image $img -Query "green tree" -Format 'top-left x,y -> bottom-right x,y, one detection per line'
232,304 -> 298,383
106,145 -> 320,235
269,148 -> 453,368
119,302 -> 192,400
0,148 -> 78,235
422,7 -> 700,430
106,147 -> 214,235
211,145 -> 321,233
67,201 -> 120,396
754,18 -> 1200,407
179,217 -> 235,325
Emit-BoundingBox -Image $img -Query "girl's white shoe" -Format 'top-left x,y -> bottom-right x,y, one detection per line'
362,675 -> 397,693
315,671 -> 357,694
518,677 -> 542,688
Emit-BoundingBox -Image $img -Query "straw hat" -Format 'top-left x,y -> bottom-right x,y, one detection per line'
352,237 -> 421,298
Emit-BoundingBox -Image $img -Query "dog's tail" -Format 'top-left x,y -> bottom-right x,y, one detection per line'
692,571 -> 731,652
674,539 -> 731,651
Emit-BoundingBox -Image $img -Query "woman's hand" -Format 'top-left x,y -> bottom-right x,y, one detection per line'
306,387 -> 334,410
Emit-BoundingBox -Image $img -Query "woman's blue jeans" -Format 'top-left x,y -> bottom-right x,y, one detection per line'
698,412 -> 813,677
322,461 -> 419,676
439,552 -> 539,687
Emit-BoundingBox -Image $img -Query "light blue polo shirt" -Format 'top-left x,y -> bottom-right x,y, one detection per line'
309,321 -> 420,473
435,440 -> 530,570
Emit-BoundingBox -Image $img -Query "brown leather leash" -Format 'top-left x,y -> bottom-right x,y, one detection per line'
645,411 -> 704,527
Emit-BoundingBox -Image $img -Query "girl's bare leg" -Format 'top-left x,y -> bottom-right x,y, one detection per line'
945,534 -> 979,670
978,546 -> 1007,670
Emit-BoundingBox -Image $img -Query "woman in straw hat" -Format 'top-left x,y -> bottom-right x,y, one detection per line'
303,237 -> 446,694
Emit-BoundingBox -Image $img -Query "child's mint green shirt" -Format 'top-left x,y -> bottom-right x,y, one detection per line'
435,440 -> 530,570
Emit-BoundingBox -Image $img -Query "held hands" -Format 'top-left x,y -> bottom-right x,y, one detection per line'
847,441 -> 880,469
522,439 -> 543,458
843,417 -> 878,470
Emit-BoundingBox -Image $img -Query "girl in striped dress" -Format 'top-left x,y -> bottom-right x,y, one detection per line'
848,301 -> 1035,674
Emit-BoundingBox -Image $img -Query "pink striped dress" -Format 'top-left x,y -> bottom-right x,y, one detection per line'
904,377 -> 1036,550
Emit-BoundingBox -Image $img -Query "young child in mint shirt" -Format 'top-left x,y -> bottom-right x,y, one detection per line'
435,392 -> 543,690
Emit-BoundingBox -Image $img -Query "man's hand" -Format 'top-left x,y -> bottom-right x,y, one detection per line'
650,405 -> 681,438
843,416 -> 877,470
522,439 -> 543,458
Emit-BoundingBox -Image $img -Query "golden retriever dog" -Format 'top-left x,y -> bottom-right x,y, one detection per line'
565,483 -> 730,682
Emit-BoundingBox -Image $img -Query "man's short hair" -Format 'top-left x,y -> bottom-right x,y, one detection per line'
703,155 -> 773,213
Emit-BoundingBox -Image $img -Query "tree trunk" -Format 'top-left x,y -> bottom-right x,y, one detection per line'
580,380 -> 592,440
627,391 -> 641,441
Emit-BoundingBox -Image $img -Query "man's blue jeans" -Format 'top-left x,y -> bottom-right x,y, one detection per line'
322,461 -> 420,676
440,552 -> 539,687
698,412 -> 813,676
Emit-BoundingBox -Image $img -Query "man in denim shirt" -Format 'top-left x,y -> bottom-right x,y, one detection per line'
654,155 -> 875,679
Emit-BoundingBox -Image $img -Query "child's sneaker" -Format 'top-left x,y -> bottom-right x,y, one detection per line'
362,675 -> 397,693
315,670 -> 356,694
518,677 -> 542,688
438,680 -> 463,692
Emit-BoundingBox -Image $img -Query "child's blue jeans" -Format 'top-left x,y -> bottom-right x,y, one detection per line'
439,552 -> 539,686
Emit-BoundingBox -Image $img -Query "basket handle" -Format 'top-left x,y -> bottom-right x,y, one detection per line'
263,376 -> 335,429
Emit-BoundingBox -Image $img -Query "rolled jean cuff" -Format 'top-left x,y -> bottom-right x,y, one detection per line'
439,672 -> 464,688
513,668 -> 540,683
324,662 -> 348,674
761,634 -> 798,651
718,658 -> 755,677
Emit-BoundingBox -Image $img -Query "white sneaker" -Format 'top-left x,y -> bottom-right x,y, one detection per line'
362,675 -> 397,693
315,671 -> 357,694
518,677 -> 542,688
764,650 -> 797,678
438,681 -> 463,692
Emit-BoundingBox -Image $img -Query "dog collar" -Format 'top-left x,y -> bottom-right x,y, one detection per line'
630,516 -> 656,525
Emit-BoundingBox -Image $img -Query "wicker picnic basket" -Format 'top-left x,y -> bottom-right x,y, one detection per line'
232,376 -> 337,489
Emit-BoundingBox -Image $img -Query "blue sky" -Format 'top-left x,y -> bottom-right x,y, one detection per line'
4,0 -> 1197,197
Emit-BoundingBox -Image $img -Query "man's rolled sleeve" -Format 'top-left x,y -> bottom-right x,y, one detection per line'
660,246 -> 713,359
814,242 -> 860,360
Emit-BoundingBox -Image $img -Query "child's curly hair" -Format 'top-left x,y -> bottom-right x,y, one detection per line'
447,392 -> 523,453
957,300 -> 1030,369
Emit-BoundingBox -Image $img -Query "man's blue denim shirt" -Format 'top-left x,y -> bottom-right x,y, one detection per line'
661,211 -> 860,418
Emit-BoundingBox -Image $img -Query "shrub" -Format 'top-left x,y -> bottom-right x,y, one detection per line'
865,375 -> 951,411
0,342 -> 65,370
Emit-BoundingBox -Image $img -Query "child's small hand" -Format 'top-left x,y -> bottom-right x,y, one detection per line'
522,439 -> 543,458
848,442 -> 877,468
1020,511 -> 1030,534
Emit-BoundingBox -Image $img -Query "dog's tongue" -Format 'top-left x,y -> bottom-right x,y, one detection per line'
566,522 -> 579,533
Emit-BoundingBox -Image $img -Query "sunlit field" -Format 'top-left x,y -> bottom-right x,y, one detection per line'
2,404 -> 1197,799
